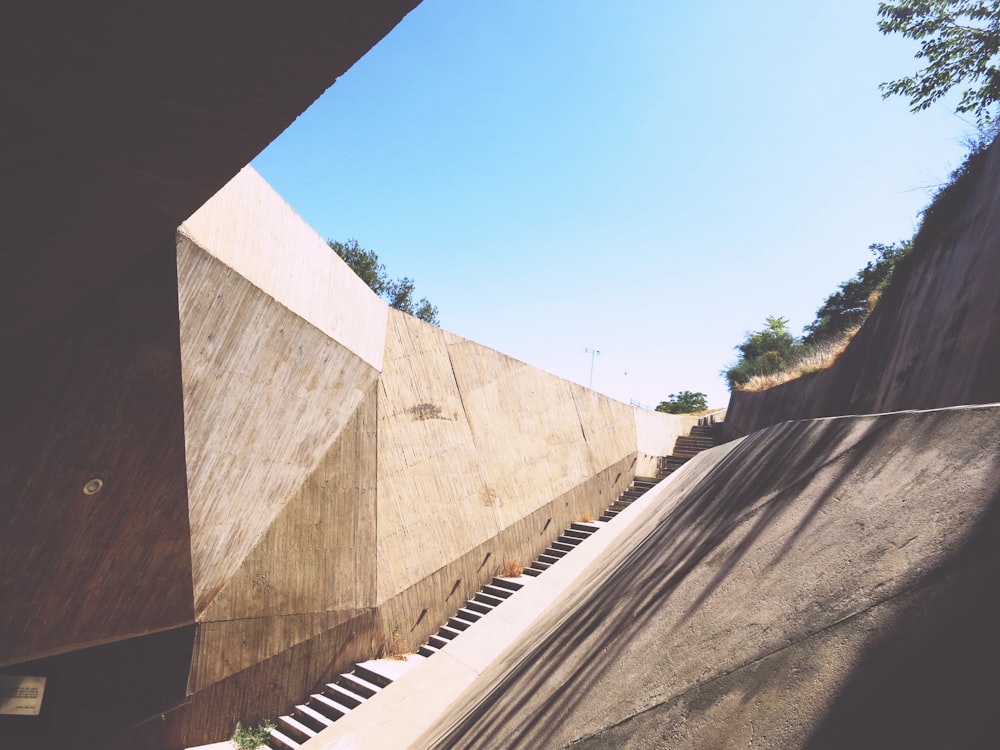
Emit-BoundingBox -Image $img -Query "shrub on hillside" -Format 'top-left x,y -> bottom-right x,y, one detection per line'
655,391 -> 708,414
723,317 -> 798,389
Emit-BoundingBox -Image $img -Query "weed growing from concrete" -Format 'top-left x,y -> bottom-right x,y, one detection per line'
498,559 -> 523,577
232,720 -> 275,749
384,622 -> 408,660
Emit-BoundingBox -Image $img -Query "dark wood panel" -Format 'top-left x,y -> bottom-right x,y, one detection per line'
0,239 -> 193,665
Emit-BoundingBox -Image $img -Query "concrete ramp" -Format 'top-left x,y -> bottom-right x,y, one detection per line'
414,404 -> 1000,749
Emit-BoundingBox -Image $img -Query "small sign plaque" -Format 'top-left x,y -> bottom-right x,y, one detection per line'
0,675 -> 47,716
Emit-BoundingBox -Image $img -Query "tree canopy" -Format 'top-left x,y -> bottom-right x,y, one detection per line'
329,239 -> 440,326
878,0 -> 1000,125
655,391 -> 708,414
803,242 -> 910,344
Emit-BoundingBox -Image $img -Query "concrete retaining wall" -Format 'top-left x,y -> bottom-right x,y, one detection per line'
158,166 -> 691,745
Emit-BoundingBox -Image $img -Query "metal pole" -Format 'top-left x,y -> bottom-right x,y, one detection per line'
585,348 -> 601,388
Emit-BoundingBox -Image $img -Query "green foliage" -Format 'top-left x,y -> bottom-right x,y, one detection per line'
655,391 -> 708,414
915,122 -> 998,251
232,720 -> 275,750
329,238 -> 386,295
329,239 -> 440,325
723,316 -> 799,389
803,242 -> 911,344
735,315 -> 796,362
878,0 -> 1000,125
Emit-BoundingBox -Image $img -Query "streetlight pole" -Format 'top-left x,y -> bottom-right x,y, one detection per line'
585,347 -> 601,389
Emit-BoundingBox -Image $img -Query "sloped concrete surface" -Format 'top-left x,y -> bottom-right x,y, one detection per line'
420,405 -> 1000,749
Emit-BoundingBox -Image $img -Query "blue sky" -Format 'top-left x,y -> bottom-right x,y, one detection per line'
252,0 -> 976,408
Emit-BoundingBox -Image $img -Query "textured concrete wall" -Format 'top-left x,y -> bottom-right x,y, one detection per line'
176,236 -> 380,622
726,139 -> 1000,438
173,222 -> 384,741
376,310 -> 636,602
151,167 -> 685,745
180,166 -> 388,370
375,311 -> 641,649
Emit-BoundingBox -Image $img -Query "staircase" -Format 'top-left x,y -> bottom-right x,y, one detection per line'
658,422 -> 724,478
261,477 -> 660,749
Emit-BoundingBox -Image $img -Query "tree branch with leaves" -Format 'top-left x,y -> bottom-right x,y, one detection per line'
329,239 -> 440,325
879,0 -> 1000,125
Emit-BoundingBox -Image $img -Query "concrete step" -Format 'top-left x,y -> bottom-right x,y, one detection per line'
454,607 -> 483,622
277,714 -> 317,741
490,577 -> 524,592
674,442 -> 714,453
672,448 -> 711,458
336,673 -> 380,699
294,703 -> 335,729
417,645 -> 437,658
690,426 -> 723,439
556,533 -> 585,546
522,567 -> 542,577
437,625 -> 462,640
571,522 -> 600,534
268,726 -> 301,749
677,434 -> 716,444
661,456 -> 690,466
481,584 -> 513,599
537,553 -> 560,565
308,692 -> 347,720
353,663 -> 393,689
474,591 -> 504,607
322,684 -> 362,709
542,546 -> 567,558
465,599 -> 494,615
427,634 -> 449,650
549,540 -> 575,553
447,616 -> 471,632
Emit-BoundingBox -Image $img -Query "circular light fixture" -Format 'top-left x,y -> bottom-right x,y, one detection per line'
83,478 -> 104,495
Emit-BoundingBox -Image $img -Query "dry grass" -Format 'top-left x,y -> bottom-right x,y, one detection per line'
497,559 -> 523,578
383,624 -> 409,660
580,512 -> 594,523
735,327 -> 859,392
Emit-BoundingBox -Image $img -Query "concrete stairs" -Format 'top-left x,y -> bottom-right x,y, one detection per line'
262,476 -> 660,749
658,422 -> 724,478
